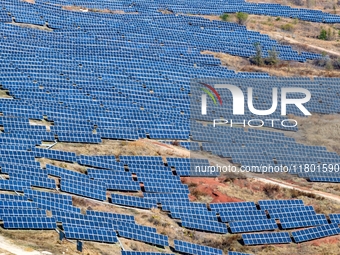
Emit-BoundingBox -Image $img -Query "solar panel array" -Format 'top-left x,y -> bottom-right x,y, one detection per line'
242,232 -> 292,245
174,240 -> 223,255
292,224 -> 340,243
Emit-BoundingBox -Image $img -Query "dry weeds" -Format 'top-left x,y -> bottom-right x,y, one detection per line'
52,139 -> 189,159
201,50 -> 340,77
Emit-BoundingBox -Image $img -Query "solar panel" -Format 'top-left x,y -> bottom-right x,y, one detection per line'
329,214 -> 340,224
118,227 -> 169,247
210,202 -> 256,212
121,252 -> 175,255
230,219 -> 278,233
219,210 -> 267,222
63,224 -> 118,243
258,200 -> 304,210
292,223 -> 340,243
0,208 -> 46,219
111,193 -> 157,209
86,210 -> 135,222
267,205 -> 316,219
181,217 -> 228,234
228,252 -> 253,255
174,240 -> 223,255
280,214 -> 328,229
3,216 -> 56,229
242,232 -> 292,245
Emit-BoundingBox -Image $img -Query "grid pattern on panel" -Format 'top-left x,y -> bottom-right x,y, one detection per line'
3,216 -> 57,229
174,240 -> 223,255
117,227 -> 169,247
258,200 -> 304,210
292,224 -> 340,243
280,214 -> 328,229
230,219 -> 278,233
63,224 -> 118,243
210,202 -> 256,211
181,217 -> 228,234
242,232 -> 292,245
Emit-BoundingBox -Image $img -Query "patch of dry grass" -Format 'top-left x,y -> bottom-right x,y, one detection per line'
0,89 -> 13,99
201,50 -> 340,77
51,139 -> 189,159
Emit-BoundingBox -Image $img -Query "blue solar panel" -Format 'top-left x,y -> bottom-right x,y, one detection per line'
122,252 -> 175,255
292,224 -> 340,243
3,216 -> 56,229
258,200 -> 304,210
243,232 -> 292,245
174,240 -> 223,255
329,214 -> 340,224
230,219 -> 278,233
64,224 -> 118,243
210,202 -> 256,211
280,214 -> 328,229
118,227 -> 169,247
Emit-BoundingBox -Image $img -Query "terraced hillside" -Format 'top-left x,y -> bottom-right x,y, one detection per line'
0,0 -> 340,255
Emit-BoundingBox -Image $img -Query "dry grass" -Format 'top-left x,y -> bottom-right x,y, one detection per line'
202,50 -> 340,77
245,15 -> 340,57
52,139 -> 189,159
36,157 -> 87,174
0,89 -> 13,99
10,21 -> 53,32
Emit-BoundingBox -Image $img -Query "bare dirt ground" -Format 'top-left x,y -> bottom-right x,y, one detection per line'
10,22 -> 52,32
62,6 -> 138,15
0,235 -> 38,255
51,139 -> 189,159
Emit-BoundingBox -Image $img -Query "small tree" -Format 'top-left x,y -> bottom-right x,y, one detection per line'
281,23 -> 294,31
250,42 -> 264,66
236,12 -> 248,25
220,13 -> 229,21
266,47 -> 279,66
318,28 -> 328,40
325,60 -> 334,71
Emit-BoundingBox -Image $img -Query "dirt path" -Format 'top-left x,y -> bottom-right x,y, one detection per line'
0,235 -> 42,255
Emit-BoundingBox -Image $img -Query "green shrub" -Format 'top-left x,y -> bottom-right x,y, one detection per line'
220,13 -> 229,21
266,47 -> 279,66
281,23 -> 294,31
236,12 -> 248,25
318,28 -> 328,40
